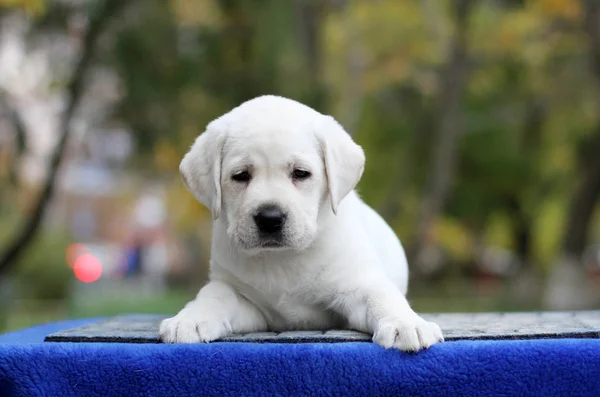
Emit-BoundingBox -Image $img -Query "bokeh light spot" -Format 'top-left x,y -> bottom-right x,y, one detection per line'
73,254 -> 103,283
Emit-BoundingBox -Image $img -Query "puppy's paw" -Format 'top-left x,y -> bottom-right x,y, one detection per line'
159,307 -> 230,344
373,315 -> 444,352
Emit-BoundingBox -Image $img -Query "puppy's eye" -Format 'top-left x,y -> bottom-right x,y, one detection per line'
232,171 -> 251,182
292,169 -> 311,180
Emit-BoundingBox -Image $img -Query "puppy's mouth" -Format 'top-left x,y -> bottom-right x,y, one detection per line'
259,240 -> 286,249
237,238 -> 291,255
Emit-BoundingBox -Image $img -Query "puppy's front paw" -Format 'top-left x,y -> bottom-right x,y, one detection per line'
373,315 -> 444,352
159,307 -> 230,343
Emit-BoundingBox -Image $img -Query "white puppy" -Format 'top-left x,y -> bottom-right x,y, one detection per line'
159,95 -> 443,351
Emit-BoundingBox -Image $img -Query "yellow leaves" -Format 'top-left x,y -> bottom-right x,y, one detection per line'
468,0 -> 586,100
176,89 -> 227,147
364,55 -> 410,93
432,217 -> 473,262
351,0 -> 427,48
385,56 -> 409,83
485,215 -> 513,251
533,197 -> 566,269
533,0 -> 581,20
164,178 -> 212,233
324,0 -> 441,94
471,4 -> 543,58
160,87 -> 219,233
468,65 -> 501,97
169,0 -> 222,28
154,141 -> 180,173
0,0 -> 45,16
548,145 -> 573,170
498,13 -> 542,53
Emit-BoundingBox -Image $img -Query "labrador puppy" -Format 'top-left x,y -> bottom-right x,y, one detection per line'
159,95 -> 443,351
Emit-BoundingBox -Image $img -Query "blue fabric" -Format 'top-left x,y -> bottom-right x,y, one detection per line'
1,318 -> 600,397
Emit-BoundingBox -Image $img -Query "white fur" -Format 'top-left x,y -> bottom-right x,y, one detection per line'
160,95 -> 443,352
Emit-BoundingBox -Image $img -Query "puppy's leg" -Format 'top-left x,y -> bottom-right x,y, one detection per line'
159,281 -> 266,343
332,277 -> 443,352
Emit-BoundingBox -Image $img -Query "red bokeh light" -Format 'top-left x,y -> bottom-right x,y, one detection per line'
73,254 -> 103,283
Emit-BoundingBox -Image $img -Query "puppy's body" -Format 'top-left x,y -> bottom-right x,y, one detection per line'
160,95 -> 443,351
210,191 -> 407,332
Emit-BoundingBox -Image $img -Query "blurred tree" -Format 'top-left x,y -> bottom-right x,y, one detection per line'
0,0 -> 130,277
110,0 -> 182,159
0,0 -> 45,16
292,0 -> 327,110
412,0 -> 476,270
335,0 -> 598,284
544,0 -> 600,309
1,0 -> 598,310
106,0 -> 333,237
0,93 -> 26,188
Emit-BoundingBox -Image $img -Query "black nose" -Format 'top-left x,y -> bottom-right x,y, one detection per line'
253,205 -> 286,234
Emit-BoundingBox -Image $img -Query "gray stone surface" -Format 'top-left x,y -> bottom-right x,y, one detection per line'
422,311 -> 600,340
44,311 -> 600,344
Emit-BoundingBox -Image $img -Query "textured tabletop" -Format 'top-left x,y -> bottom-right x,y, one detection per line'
44,311 -> 600,344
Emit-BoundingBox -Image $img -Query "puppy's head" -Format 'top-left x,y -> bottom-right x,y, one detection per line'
180,95 -> 364,254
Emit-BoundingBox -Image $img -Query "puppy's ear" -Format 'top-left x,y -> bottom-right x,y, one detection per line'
316,115 -> 365,214
180,128 -> 226,220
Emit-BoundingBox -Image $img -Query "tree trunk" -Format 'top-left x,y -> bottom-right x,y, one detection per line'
411,0 -> 475,268
377,0 -> 445,223
543,125 -> 600,309
0,0 -> 129,278
377,92 -> 433,223
336,0 -> 365,137
562,129 -> 600,257
0,94 -> 27,187
510,98 -> 545,269
506,196 -> 532,266
337,38 -> 365,136
543,0 -> 600,309
293,0 -> 327,111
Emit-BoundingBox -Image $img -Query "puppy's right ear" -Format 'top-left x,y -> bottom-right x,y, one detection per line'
179,128 -> 226,220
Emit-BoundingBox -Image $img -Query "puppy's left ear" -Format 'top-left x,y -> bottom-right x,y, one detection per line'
180,127 -> 226,220
316,115 -> 365,214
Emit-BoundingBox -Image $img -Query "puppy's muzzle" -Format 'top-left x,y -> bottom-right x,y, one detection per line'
253,205 -> 286,235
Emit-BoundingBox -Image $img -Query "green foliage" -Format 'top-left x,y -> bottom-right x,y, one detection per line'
11,228 -> 73,302
107,0 -> 306,160
3,0 -> 599,277
68,290 -> 191,318
151,0 -> 600,268
110,0 -> 182,156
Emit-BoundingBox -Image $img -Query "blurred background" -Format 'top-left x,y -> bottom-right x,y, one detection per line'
0,0 -> 599,333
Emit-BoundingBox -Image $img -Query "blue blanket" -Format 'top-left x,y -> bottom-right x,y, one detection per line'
1,318 -> 599,396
